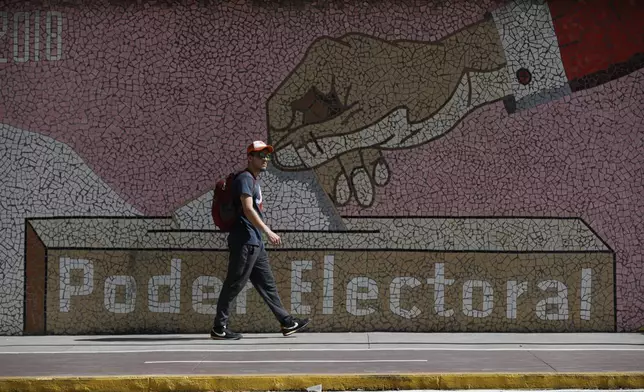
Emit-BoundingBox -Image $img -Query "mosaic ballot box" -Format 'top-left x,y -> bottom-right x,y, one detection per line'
24,216 -> 615,334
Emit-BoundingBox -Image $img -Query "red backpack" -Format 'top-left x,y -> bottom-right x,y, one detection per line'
212,172 -> 239,232
211,170 -> 255,232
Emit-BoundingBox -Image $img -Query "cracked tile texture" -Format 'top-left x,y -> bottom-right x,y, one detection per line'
1,0 -> 643,334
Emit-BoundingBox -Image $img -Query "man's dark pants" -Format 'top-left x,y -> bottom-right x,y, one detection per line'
214,243 -> 290,328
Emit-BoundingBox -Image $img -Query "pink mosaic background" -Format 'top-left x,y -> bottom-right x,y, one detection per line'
1,0 -> 643,331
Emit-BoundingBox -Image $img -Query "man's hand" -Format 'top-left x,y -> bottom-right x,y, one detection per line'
267,18 -> 508,206
265,229 -> 282,246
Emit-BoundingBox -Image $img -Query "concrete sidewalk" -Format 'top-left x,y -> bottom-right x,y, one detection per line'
1,332 -> 643,391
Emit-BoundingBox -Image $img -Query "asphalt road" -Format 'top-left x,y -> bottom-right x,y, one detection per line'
1,332 -> 643,377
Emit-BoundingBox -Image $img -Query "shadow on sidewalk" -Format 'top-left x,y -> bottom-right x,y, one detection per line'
75,336 -> 277,342
71,337 -> 644,345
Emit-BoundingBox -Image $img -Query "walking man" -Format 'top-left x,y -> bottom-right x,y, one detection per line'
211,140 -> 310,340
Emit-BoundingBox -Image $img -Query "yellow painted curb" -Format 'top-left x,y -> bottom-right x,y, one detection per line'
0,372 -> 643,392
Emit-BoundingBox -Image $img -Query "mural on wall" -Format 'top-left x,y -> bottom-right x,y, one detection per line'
1,0 -> 643,335
24,217 -> 615,334
267,0 -> 644,207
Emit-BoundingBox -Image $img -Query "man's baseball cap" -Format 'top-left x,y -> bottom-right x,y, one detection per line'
247,140 -> 274,154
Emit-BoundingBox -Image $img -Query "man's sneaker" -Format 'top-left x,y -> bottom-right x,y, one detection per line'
210,325 -> 243,340
281,317 -> 310,336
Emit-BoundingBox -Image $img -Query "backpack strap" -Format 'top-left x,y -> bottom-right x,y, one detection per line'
233,169 -> 258,215
238,169 -> 257,188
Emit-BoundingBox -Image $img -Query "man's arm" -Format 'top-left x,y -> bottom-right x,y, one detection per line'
241,195 -> 282,245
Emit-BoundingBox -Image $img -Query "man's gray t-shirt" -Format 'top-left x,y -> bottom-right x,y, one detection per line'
228,170 -> 263,247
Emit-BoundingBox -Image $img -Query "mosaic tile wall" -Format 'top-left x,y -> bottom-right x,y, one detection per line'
2,0 -> 643,334
43,250 -> 614,334
26,217 -> 614,334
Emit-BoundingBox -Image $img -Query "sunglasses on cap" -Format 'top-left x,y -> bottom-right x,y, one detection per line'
251,151 -> 272,160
